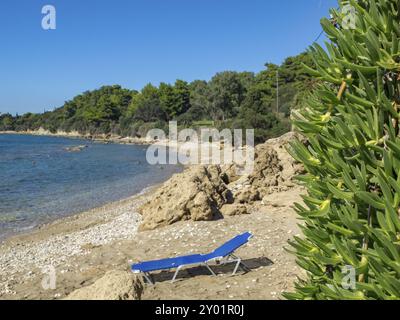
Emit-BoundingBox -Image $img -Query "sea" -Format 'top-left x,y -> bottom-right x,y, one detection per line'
0,134 -> 181,241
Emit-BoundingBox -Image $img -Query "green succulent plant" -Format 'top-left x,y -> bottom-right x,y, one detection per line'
285,0 -> 400,300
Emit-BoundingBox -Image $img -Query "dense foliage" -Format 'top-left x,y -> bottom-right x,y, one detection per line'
286,0 -> 400,300
1,52 -> 315,143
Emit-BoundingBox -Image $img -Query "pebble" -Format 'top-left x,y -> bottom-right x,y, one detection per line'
0,200 -> 143,296
1,181 -> 304,299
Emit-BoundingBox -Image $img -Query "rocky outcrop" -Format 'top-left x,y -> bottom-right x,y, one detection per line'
65,270 -> 143,300
138,165 -> 233,231
227,132 -> 305,204
138,132 -> 305,230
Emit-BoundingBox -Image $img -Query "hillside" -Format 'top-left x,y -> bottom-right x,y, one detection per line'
0,52 -> 315,143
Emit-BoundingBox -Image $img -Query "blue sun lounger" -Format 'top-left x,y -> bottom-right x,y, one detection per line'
131,232 -> 253,284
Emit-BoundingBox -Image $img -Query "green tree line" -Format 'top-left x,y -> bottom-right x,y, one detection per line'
0,52 -> 315,143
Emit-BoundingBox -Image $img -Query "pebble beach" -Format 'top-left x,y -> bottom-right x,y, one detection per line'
0,132 -> 306,300
0,183 -> 305,300
0,189 -> 149,297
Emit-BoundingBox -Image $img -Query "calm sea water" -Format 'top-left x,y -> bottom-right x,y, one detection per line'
0,134 -> 181,241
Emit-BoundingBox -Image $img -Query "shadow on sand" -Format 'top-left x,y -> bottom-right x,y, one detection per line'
148,256 -> 274,284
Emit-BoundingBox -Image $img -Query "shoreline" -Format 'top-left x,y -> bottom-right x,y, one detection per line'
0,133 -> 184,244
0,129 -> 228,245
0,183 -> 305,300
0,184 -> 159,245
0,184 -> 159,297
0,130 -> 154,145
1,184 -> 159,247
0,132 -> 305,300
0,132 -> 306,300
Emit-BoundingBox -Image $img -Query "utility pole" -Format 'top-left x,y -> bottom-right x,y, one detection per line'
276,70 -> 279,113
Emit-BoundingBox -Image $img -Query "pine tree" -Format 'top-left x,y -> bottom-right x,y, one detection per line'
285,0 -> 400,300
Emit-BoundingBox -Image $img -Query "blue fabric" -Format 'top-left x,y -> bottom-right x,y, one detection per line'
208,232 -> 252,258
131,232 -> 252,273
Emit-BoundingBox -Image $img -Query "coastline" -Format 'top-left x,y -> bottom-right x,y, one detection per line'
0,132 -> 185,244
0,184 -> 158,245
0,129 -> 228,244
0,132 -> 306,300
0,129 -> 156,145
0,184 -> 158,297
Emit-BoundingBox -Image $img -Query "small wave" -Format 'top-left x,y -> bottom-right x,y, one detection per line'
0,215 -> 26,223
14,224 -> 37,232
10,156 -> 28,161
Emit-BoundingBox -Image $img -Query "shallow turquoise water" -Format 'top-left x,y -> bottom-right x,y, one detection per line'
0,134 -> 181,241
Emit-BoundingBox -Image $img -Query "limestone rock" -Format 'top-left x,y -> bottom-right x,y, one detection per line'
229,132 -> 305,203
138,165 -> 233,230
235,187 -> 261,204
65,270 -> 143,300
220,204 -> 248,216
138,132 -> 305,229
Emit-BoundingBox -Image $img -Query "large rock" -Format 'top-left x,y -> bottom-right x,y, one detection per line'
65,270 -> 144,300
220,204 -> 249,216
235,186 -> 262,204
229,132 -> 305,203
138,132 -> 305,229
138,165 -> 233,231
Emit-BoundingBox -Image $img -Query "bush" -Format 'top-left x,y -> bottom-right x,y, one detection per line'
285,0 -> 400,300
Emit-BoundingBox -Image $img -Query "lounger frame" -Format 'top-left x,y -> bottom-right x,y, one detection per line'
132,252 -> 251,285
131,232 -> 253,285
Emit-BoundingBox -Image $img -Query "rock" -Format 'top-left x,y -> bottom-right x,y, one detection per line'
228,132 -> 305,204
235,187 -> 261,204
138,132 -> 305,230
138,165 -> 233,230
261,196 -> 286,208
64,145 -> 88,152
220,204 -> 248,216
223,164 -> 241,183
65,270 -> 143,300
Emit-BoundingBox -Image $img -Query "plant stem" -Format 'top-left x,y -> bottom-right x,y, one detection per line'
358,205 -> 372,283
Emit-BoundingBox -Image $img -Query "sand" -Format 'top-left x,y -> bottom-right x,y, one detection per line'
0,184 -> 305,300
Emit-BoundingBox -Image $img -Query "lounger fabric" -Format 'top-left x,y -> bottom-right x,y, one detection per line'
131,232 -> 252,274
211,232 -> 252,258
132,254 -> 207,273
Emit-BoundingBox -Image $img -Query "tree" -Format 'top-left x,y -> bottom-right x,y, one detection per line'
0,113 -> 15,131
209,71 -> 250,120
172,80 -> 191,118
2,52 -> 314,138
133,84 -> 166,123
187,80 -> 210,121
239,88 -> 288,143
278,53 -> 318,115
158,82 -> 176,120
285,0 -> 400,300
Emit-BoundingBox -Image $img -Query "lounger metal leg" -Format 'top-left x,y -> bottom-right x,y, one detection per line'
204,263 -> 217,276
230,254 -> 251,272
142,272 -> 154,285
171,266 -> 182,283
232,258 -> 241,275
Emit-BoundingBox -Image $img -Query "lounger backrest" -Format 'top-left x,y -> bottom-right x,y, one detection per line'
209,232 -> 252,258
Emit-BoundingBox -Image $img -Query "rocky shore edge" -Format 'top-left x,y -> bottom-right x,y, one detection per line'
0,129 -> 157,145
0,132 -> 305,300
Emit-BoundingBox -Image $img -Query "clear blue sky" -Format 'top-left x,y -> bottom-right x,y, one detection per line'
0,0 -> 338,115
